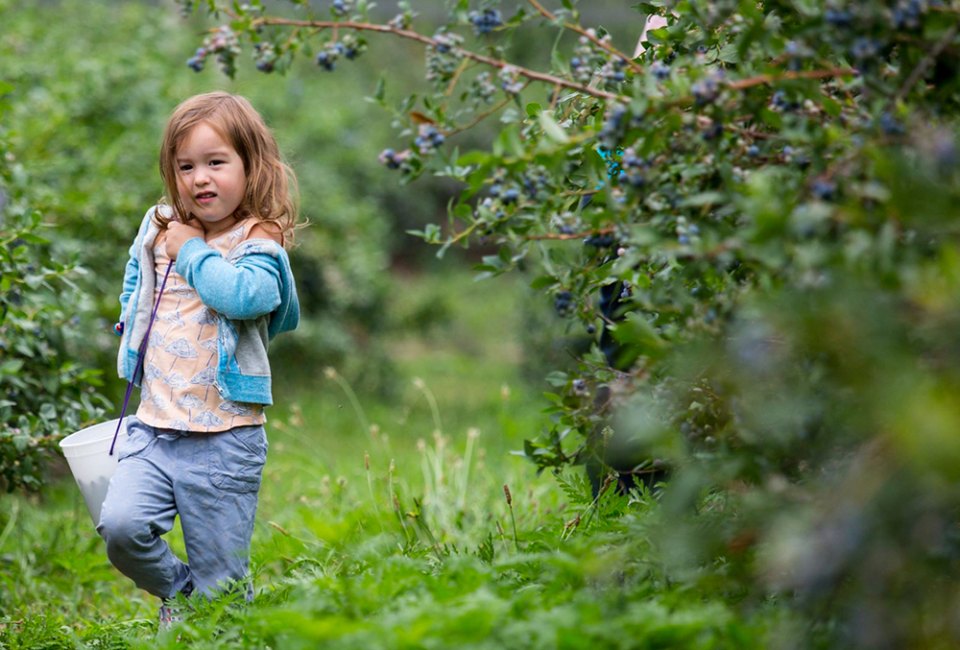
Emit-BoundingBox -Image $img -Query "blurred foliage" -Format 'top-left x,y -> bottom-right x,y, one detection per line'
0,0 -> 458,402
186,0 -> 960,646
0,88 -> 110,492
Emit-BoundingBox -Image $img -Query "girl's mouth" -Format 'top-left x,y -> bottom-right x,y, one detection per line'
196,192 -> 217,204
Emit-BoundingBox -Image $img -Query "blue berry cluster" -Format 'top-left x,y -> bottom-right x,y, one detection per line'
521,169 -> 551,201
892,0 -> 928,29
571,378 -> 589,397
691,69 -> 724,106
498,66 -> 524,95
599,104 -> 640,151
426,31 -> 464,85
824,8 -> 853,27
617,148 -> 647,188
468,8 -> 503,35
568,32 -> 607,84
584,232 -> 617,248
554,290 -> 574,317
315,40 -> 358,71
811,178 -> 837,201
331,0 -> 351,16
878,112 -> 905,136
783,40 -> 808,72
378,148 -> 412,170
675,218 -> 699,246
850,37 -> 880,61
770,90 -> 800,112
650,60 -> 670,81
253,42 -> 278,73
599,57 -> 628,88
188,26 -> 241,76
187,46 -> 207,72
415,124 -> 446,154
469,71 -> 497,105
489,180 -> 520,205
388,12 -> 410,30
550,212 -> 582,236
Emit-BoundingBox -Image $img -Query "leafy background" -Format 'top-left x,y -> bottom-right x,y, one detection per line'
3,0 -> 960,648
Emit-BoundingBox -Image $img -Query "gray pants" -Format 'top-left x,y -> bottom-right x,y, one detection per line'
97,416 -> 267,599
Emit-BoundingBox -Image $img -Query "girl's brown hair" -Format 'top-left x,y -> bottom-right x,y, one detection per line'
157,91 -> 300,247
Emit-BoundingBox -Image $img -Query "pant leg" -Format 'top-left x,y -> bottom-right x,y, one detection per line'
175,424 -> 267,598
97,418 -> 192,599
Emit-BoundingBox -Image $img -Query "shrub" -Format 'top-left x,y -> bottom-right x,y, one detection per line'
184,1 -> 960,645
0,86 -> 109,492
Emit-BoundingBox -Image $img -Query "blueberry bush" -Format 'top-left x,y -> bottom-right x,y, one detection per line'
0,88 -> 110,492
182,0 -> 960,646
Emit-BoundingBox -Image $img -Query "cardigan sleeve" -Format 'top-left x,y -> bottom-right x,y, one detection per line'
174,236 -> 282,320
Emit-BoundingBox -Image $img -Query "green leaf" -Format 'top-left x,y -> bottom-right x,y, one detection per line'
539,111 -> 569,144
493,124 -> 524,158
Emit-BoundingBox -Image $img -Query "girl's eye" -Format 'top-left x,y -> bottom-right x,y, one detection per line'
178,164 -> 193,172
210,160 -> 223,166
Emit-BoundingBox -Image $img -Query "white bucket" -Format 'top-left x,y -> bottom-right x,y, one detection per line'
59,418 -> 126,526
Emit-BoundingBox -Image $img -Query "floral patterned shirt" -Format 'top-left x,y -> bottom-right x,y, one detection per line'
136,218 -> 266,432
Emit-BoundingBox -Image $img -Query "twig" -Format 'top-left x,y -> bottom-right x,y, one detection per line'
445,95 -> 514,136
525,226 -> 616,241
727,67 -> 859,90
254,16 -> 624,101
526,0 -> 644,74
890,21 -> 958,107
444,57 -> 472,97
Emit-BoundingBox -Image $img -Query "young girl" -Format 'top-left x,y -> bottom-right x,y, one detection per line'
98,91 -> 300,624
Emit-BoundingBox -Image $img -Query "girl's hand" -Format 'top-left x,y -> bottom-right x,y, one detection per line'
166,219 -> 205,260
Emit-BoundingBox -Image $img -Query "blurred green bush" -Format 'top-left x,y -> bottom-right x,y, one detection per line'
0,0 -> 464,401
185,1 -> 960,646
0,87 -> 109,491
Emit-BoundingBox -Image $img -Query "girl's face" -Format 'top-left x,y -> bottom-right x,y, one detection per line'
175,121 -> 246,236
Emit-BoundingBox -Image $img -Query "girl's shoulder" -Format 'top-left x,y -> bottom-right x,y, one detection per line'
246,219 -> 284,246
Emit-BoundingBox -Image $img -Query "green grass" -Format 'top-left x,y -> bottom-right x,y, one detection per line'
0,270 -> 771,648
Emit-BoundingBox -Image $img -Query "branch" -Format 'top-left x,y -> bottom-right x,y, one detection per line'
254,17 -> 625,102
727,67 -> 859,90
446,95 -> 516,137
526,0 -> 644,74
525,227 -> 616,241
890,20 -> 958,107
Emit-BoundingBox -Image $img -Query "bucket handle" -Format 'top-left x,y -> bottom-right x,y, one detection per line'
109,260 -> 174,456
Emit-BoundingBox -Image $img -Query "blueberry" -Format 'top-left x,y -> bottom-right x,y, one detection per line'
825,9 -> 853,27
316,51 -> 335,70
812,179 -> 837,201
850,37 -> 879,60
651,61 -> 670,80
702,121 -> 723,140
746,144 -> 760,157
469,8 -> 503,35
879,112 -> 905,136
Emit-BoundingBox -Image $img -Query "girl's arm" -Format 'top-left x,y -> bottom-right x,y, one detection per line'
174,237 -> 283,320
